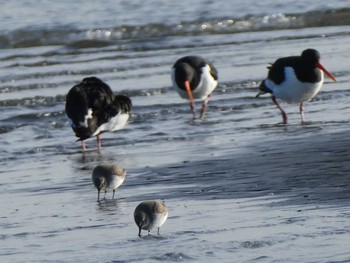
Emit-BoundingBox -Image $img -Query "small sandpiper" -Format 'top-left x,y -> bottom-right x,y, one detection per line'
91,163 -> 126,202
134,200 -> 168,237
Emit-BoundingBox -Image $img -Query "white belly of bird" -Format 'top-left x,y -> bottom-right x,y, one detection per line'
93,113 -> 129,136
268,67 -> 324,104
171,65 -> 217,100
105,176 -> 125,191
143,211 -> 168,230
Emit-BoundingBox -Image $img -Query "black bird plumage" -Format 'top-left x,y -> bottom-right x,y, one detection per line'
65,77 -> 132,150
257,49 -> 336,124
173,56 -> 218,91
171,56 -> 218,119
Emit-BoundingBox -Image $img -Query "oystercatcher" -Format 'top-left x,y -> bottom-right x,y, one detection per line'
134,200 -> 168,237
92,163 -> 126,202
171,56 -> 218,119
256,49 -> 336,124
65,77 -> 132,151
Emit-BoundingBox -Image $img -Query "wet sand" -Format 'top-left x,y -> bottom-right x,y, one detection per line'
1,1 -> 350,262
150,126 -> 350,204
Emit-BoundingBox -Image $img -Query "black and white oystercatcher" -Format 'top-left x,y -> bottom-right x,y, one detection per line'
65,77 -> 132,151
171,56 -> 218,119
256,49 -> 336,124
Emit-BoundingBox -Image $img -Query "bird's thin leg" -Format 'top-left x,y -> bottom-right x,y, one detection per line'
157,227 -> 160,235
299,102 -> 305,124
96,134 -> 102,150
97,189 -> 100,202
112,189 -> 115,200
81,141 -> 87,152
184,80 -> 196,119
148,230 -> 151,236
138,227 -> 142,237
103,190 -> 107,200
200,94 -> 212,119
272,96 -> 287,124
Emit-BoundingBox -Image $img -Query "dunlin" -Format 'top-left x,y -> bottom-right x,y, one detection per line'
134,200 -> 168,237
92,163 -> 126,202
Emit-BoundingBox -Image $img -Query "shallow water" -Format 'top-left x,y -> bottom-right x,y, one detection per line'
1,1 -> 350,262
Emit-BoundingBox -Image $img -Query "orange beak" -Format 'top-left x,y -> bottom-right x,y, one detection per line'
184,80 -> 195,118
317,62 -> 336,82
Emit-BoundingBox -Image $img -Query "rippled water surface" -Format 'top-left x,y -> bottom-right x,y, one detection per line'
1,1 -> 350,262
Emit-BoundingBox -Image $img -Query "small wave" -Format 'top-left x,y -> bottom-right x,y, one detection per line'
0,95 -> 65,107
1,8 -> 349,49
241,240 -> 274,249
0,125 -> 16,134
152,252 -> 194,261
0,87 -> 169,110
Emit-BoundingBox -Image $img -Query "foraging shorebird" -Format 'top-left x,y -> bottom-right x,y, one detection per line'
65,77 -> 132,151
256,49 -> 336,124
171,56 -> 218,119
134,200 -> 168,237
91,163 -> 126,202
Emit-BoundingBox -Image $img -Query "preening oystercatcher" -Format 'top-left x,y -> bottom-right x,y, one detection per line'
134,200 -> 168,237
65,77 -> 132,151
171,56 -> 218,119
256,49 -> 336,124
